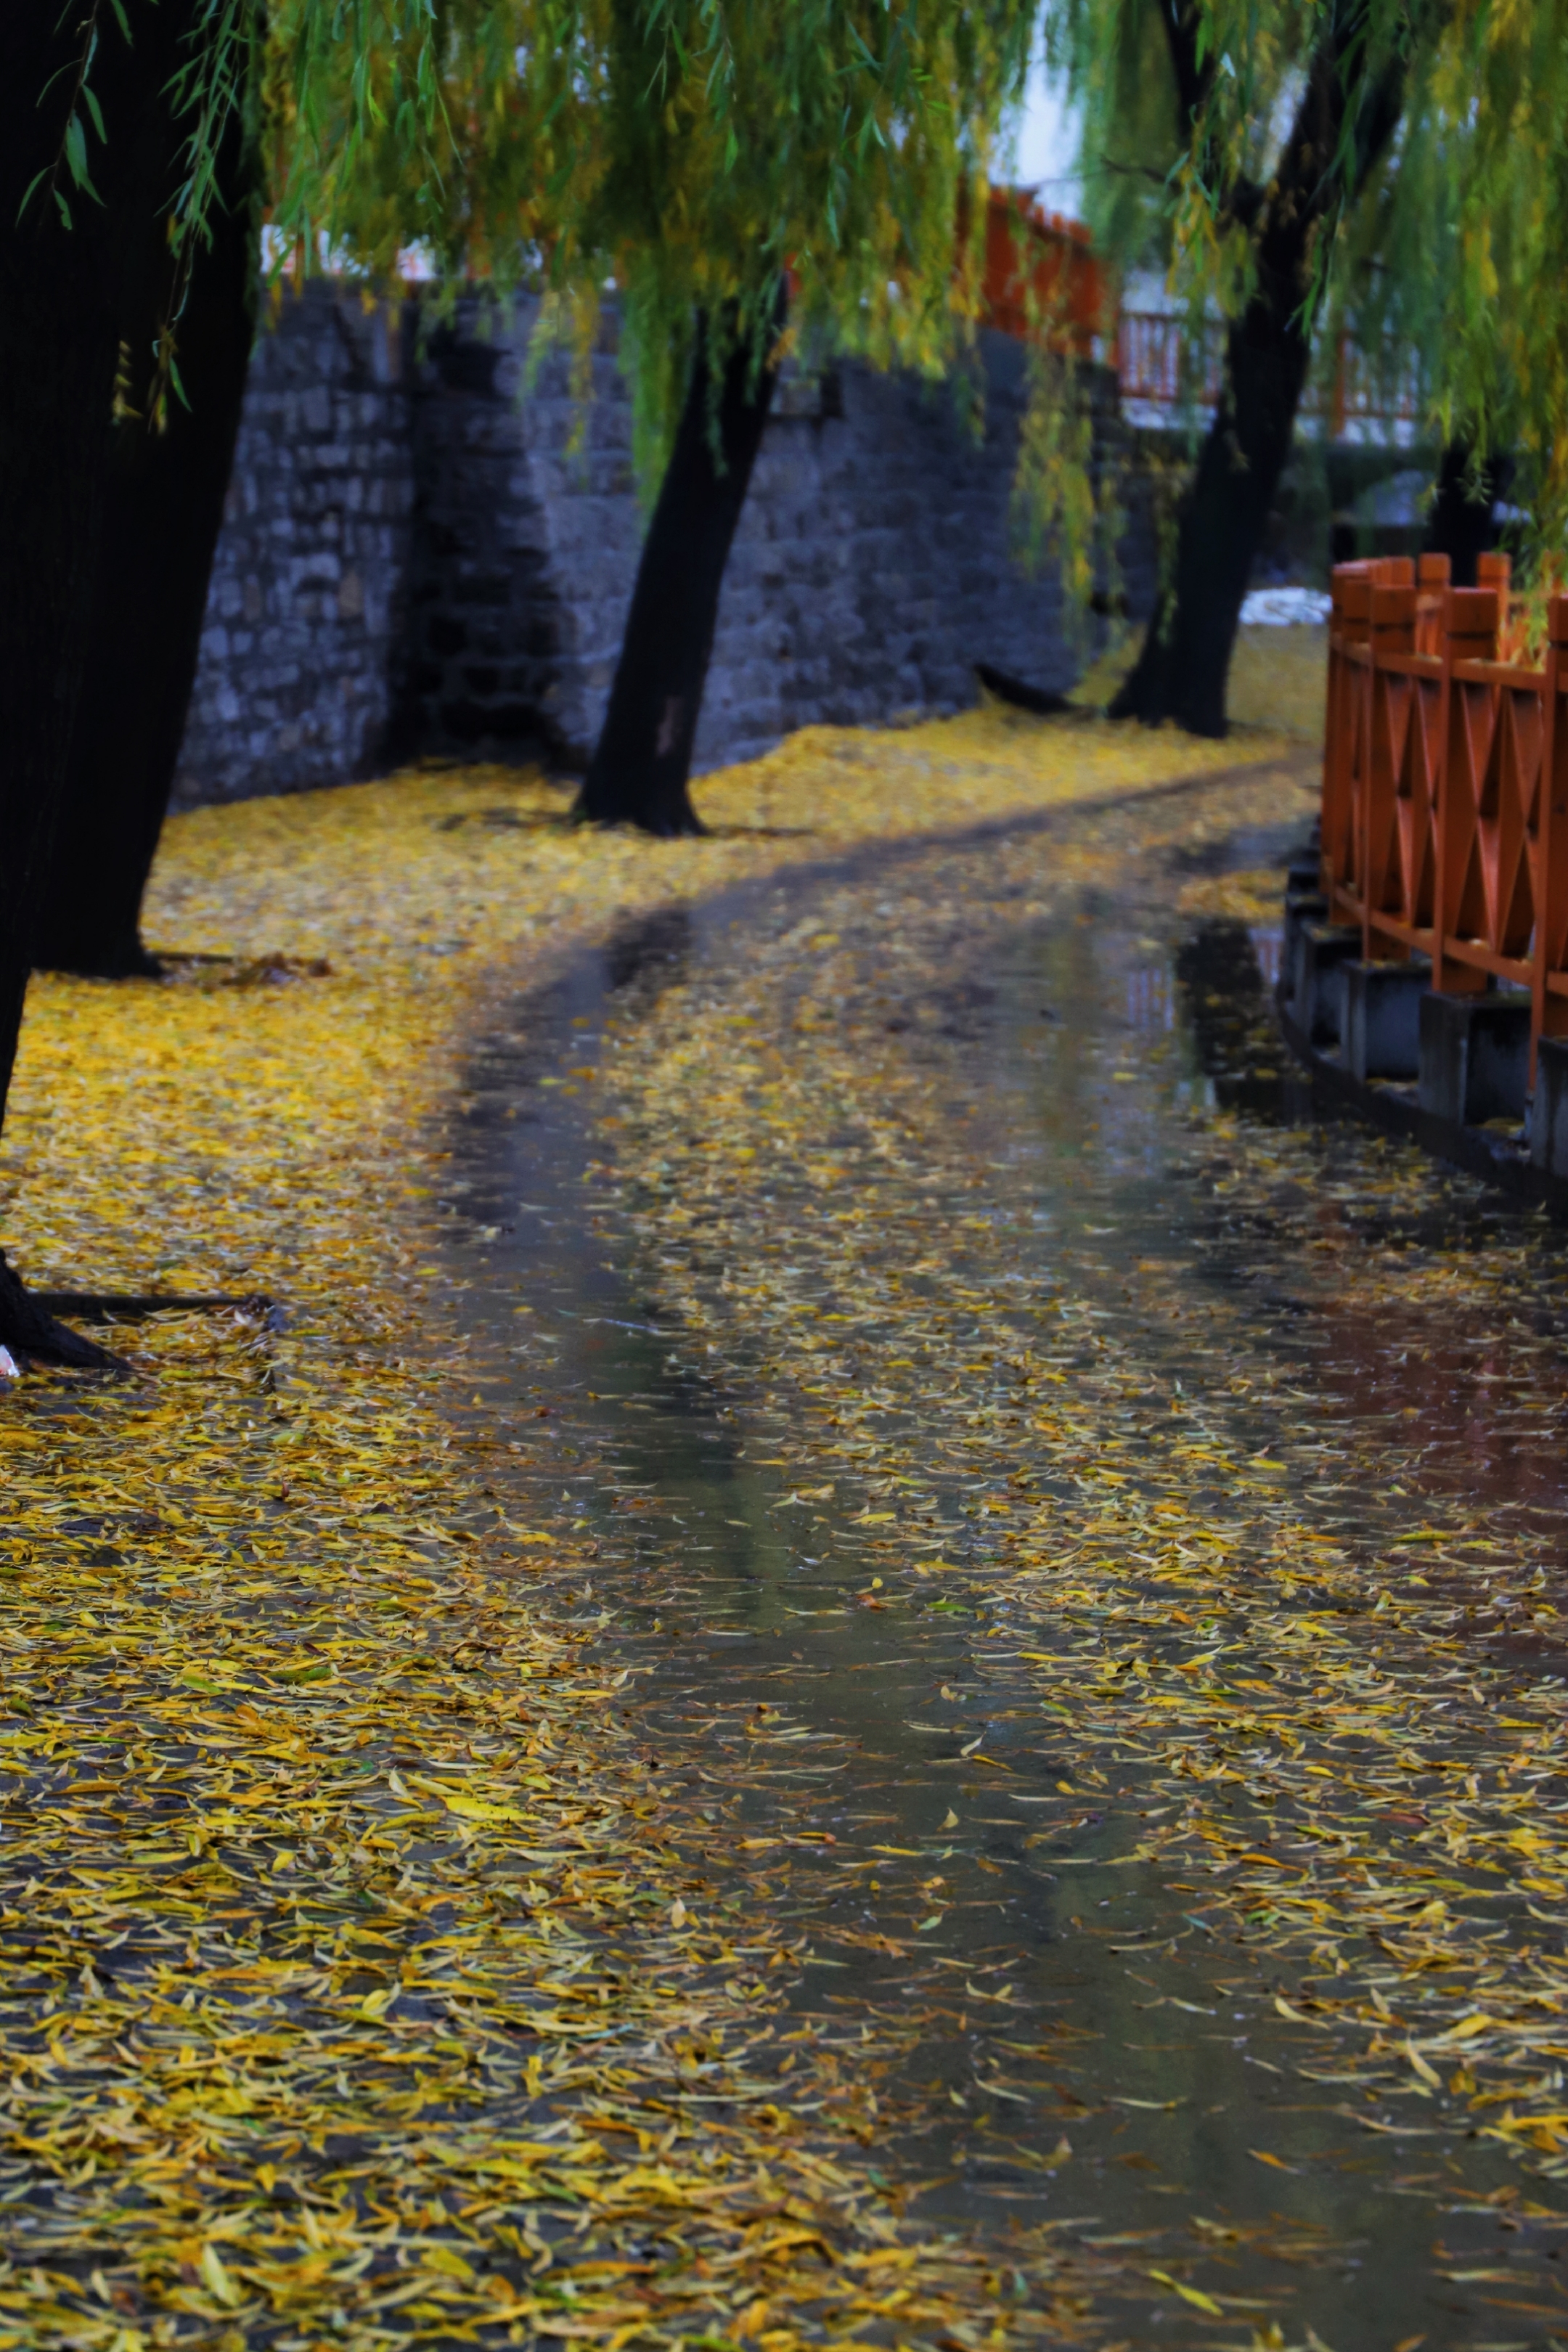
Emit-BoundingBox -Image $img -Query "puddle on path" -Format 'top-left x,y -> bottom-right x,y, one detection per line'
438,797 -> 1568,2348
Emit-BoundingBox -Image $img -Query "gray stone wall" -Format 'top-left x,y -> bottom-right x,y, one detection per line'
405,298 -> 1152,775
173,287 -> 415,808
174,285 -> 1155,804
402,303 -> 634,766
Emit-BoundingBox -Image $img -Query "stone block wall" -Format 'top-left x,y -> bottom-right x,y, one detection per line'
173,287 -> 415,807
173,285 -> 1156,804
402,302 -> 641,766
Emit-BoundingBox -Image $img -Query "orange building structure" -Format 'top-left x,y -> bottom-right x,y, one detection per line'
978,187 -> 1107,353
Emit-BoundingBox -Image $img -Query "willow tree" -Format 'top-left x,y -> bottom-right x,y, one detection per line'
265,0 -> 1037,832
1042,0 -> 1422,735
0,3 -> 246,1365
1057,0 -> 1568,732
0,0 -> 1034,1360
1376,2 -> 1568,567
30,15 -> 257,983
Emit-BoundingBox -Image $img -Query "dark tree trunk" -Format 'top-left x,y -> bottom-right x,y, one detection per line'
0,3 -> 210,1365
576,297 -> 785,836
1112,2 -> 1404,734
1110,300 -> 1311,737
32,44 -> 256,978
1424,443 -> 1510,588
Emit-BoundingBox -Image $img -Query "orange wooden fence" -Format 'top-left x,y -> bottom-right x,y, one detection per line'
1321,553 -> 1568,1083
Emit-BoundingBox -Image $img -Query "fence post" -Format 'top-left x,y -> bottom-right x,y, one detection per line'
1325,565 -> 1371,908
1416,552 -> 1450,657
1365,584 -> 1418,958
1477,550 -> 1514,656
1434,586 -> 1500,999
1533,593 -> 1568,1082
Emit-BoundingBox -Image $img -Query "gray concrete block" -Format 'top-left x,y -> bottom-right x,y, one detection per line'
1531,1034 -> 1568,1172
1418,989 -> 1532,1127
1280,891 -> 1327,1003
1344,956 -> 1431,1081
1292,923 -> 1361,1046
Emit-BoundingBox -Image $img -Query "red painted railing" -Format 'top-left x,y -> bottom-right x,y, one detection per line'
1114,306 -> 1421,430
1114,306 -> 1223,410
1322,554 -> 1568,1080
969,204 -> 1419,433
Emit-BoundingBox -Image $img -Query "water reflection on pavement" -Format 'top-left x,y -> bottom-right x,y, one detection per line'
442,786 -> 1568,2350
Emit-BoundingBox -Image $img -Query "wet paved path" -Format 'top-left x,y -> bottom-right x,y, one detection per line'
442,772 -> 1568,2348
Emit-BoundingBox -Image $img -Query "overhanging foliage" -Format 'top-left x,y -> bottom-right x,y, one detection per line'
1052,0 -> 1568,560
131,0 -> 1037,478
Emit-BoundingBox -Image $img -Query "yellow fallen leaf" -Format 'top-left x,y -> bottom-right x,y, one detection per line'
1405,2039 -> 1441,2088
423,2245 -> 478,2280
1148,2270 -> 1225,2316
200,2245 -> 243,2309
439,1792 -> 527,1824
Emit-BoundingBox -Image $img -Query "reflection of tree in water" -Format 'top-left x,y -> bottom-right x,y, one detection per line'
603,907 -> 694,998
1175,918 -> 1284,1118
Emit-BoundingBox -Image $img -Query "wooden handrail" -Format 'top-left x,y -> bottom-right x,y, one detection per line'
1318,552 -> 1568,1086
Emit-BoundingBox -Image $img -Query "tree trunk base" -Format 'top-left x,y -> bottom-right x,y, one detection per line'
1106,675 -> 1230,738
0,1250 -> 125,1369
573,791 -> 709,840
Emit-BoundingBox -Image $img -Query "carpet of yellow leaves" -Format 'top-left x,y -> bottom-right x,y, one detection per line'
0,711 -> 1298,2351
1075,621 -> 1328,743
588,773 -> 1568,2255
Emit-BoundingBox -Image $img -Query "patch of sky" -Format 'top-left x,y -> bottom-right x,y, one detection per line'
1002,50 -> 1082,217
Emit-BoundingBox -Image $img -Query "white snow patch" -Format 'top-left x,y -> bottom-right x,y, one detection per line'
1240,587 -> 1332,626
